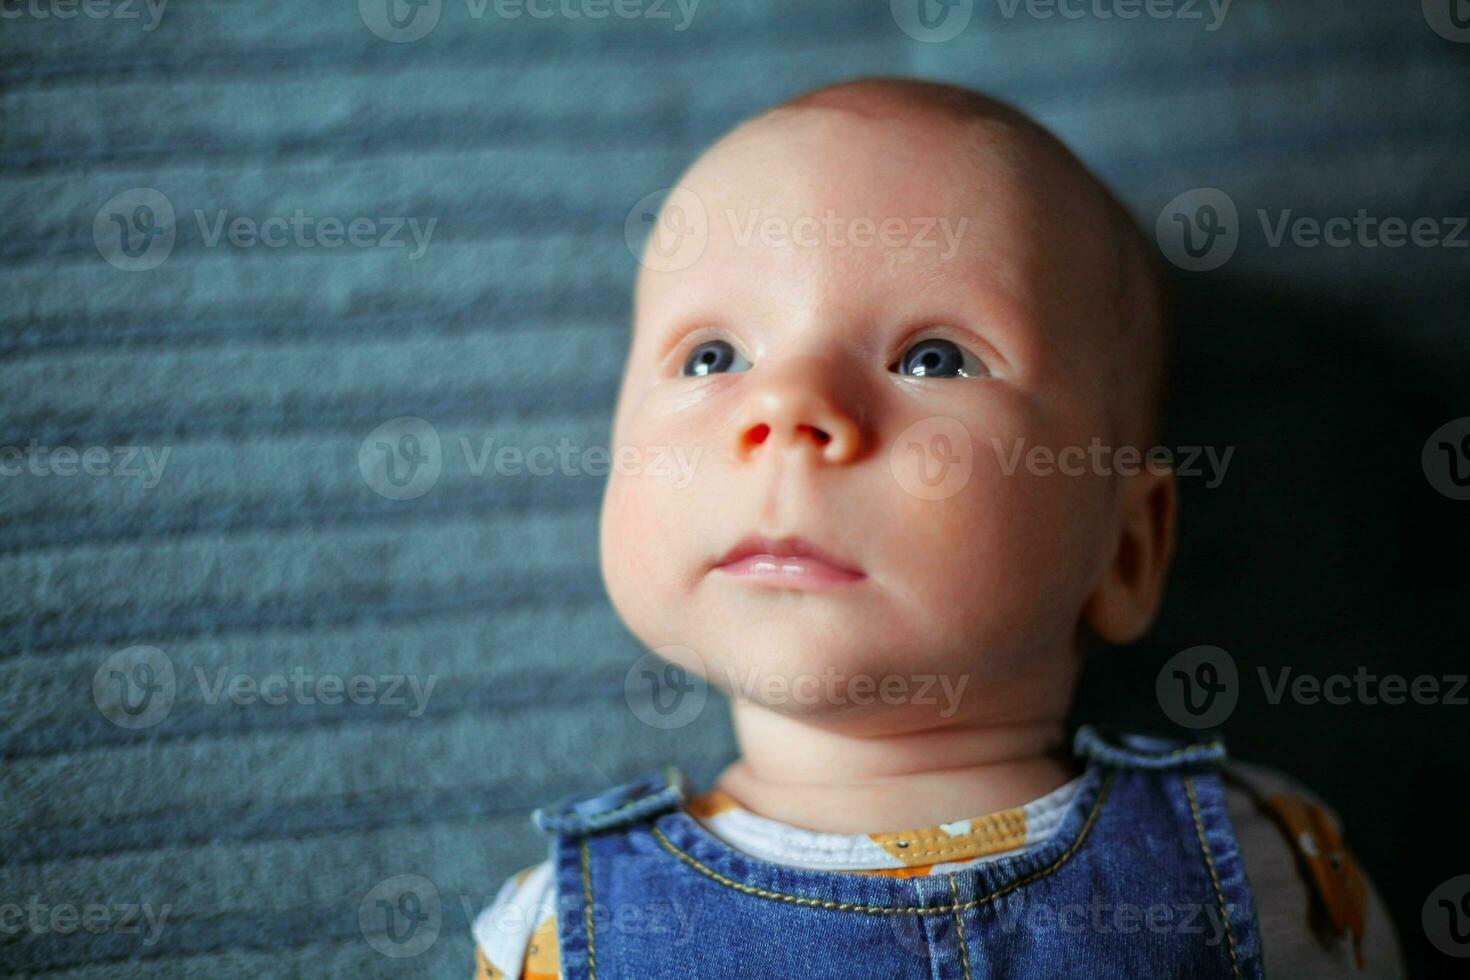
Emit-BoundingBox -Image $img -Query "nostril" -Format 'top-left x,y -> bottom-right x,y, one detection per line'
743,423 -> 771,449
797,424 -> 831,446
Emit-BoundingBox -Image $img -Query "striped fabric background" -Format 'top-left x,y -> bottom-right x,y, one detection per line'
3,1 -> 1467,976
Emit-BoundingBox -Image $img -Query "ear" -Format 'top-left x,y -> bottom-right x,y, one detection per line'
1084,465 -> 1178,645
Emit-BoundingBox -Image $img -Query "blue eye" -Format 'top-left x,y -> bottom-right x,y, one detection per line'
681,340 -> 751,377
894,338 -> 987,378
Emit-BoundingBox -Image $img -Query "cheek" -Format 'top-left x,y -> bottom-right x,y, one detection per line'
599,463 -> 711,647
877,420 -> 1114,649
601,472 -> 667,599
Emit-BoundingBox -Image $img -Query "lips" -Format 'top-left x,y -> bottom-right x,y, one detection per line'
710,535 -> 866,588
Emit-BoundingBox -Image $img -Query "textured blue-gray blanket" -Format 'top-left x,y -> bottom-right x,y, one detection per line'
4,1 -> 1468,976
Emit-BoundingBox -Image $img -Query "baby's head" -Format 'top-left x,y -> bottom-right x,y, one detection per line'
601,78 -> 1176,735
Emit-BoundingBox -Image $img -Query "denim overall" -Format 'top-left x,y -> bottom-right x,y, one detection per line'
532,727 -> 1265,979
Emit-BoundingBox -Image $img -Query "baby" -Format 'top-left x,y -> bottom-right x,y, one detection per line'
471,78 -> 1402,979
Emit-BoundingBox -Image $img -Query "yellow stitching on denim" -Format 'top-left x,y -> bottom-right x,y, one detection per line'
579,840 -> 596,980
649,771 -> 1114,915
1185,775 -> 1242,980
947,874 -> 973,980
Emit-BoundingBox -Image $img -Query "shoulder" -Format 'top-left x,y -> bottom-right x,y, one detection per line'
1221,759 -> 1404,978
470,768 -> 685,977
472,861 -> 558,980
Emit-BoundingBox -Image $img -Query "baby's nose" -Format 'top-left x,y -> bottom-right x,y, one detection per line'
733,367 -> 863,465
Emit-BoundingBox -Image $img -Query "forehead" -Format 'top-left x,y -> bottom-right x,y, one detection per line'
695,109 -> 994,221
633,107 -> 1117,348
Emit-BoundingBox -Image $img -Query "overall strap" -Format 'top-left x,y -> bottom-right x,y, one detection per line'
1074,724 -> 1227,770
1076,725 -> 1264,980
536,767 -> 687,980
532,765 -> 687,837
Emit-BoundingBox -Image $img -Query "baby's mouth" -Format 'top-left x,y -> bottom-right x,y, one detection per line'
709,535 -> 866,589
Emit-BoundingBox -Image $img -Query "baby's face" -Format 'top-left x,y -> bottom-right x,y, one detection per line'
601,108 -> 1130,730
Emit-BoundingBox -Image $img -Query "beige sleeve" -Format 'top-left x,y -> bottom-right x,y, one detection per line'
1223,761 -> 1405,979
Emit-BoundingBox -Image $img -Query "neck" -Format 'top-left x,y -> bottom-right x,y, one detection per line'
714,702 -> 1079,834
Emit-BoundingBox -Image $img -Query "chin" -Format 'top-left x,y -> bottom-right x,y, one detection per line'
697,618 -> 915,703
